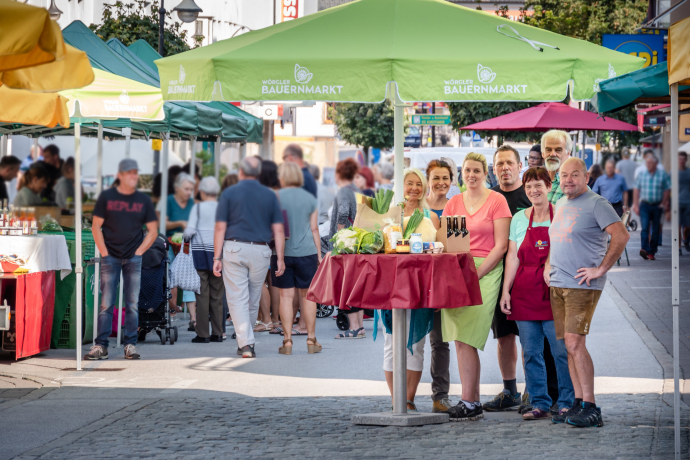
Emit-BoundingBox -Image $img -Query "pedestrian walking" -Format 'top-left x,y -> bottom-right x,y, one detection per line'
282,144 -> 317,197
354,166 -> 376,197
157,173 -> 198,330
309,164 -> 335,226
592,159 -> 628,217
442,153 -> 512,421
273,162 -> 322,355
500,167 -> 574,421
86,159 -> 158,360
214,157 -> 285,359
587,164 -> 603,189
425,159 -> 454,413
546,157 -> 629,427
373,161 -> 394,191
184,177 -> 224,344
541,129 -> 573,205
328,158 -> 364,338
615,147 -> 637,208
0,156 -> 21,203
678,151 -> 690,252
633,151 -> 670,261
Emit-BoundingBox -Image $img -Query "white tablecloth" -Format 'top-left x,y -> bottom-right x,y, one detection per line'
0,235 -> 72,279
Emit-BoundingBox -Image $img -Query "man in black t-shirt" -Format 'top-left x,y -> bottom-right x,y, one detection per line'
0,156 -> 21,202
86,159 -> 158,361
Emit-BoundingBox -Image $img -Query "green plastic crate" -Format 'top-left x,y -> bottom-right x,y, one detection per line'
51,262 -> 99,349
40,230 -> 96,264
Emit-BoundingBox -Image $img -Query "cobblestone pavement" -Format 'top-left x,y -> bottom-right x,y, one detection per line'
9,393 -> 689,460
608,226 -> 690,400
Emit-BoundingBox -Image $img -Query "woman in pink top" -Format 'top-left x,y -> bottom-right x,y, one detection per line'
441,153 -> 511,422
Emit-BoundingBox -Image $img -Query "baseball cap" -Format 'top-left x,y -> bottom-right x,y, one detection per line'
118,158 -> 139,172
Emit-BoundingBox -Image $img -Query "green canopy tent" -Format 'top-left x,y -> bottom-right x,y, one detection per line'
157,0 -> 645,425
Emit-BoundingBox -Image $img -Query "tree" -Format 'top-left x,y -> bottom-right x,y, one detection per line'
89,0 -> 202,57
329,100 -> 407,162
195,149 -> 228,179
448,0 -> 650,147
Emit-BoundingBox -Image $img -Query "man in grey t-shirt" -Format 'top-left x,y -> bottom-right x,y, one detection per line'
615,149 -> 637,209
545,158 -> 629,428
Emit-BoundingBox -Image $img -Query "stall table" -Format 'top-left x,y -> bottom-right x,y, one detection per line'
307,252 -> 482,426
0,235 -> 72,359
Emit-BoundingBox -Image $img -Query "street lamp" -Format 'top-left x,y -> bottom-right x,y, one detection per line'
158,0 -> 203,56
47,0 -> 63,21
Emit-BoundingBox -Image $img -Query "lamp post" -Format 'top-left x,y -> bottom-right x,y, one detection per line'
158,0 -> 203,56
47,0 -> 63,21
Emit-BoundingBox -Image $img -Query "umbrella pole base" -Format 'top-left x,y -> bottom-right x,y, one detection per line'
351,411 -> 449,426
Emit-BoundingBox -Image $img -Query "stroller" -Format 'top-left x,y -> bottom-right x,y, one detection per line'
137,234 -> 178,345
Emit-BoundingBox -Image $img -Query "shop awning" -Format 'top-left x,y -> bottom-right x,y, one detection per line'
590,62 -> 690,113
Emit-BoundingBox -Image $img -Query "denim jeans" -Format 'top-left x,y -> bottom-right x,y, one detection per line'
516,320 -> 574,411
95,255 -> 142,347
640,201 -> 663,255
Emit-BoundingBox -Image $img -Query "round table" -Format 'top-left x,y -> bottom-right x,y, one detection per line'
307,252 -> 483,425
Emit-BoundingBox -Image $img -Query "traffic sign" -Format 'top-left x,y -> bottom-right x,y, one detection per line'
411,114 -> 451,125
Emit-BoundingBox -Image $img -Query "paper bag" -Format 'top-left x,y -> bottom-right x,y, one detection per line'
436,215 -> 470,253
353,203 -> 401,233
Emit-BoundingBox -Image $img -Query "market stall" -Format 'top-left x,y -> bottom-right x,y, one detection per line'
0,234 -> 72,359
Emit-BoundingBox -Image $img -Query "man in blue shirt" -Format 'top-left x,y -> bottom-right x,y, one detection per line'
633,151 -> 671,261
283,144 -> 317,198
214,157 -> 285,358
592,159 -> 627,217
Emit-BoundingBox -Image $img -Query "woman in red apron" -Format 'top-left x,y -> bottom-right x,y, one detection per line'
500,167 -> 574,422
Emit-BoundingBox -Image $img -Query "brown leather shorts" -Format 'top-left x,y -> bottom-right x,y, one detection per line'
550,287 -> 602,340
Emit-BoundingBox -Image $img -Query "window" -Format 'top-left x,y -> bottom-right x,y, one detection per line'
194,20 -> 203,37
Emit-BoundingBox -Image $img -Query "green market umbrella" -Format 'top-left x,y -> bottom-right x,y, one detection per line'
156,0 -> 645,423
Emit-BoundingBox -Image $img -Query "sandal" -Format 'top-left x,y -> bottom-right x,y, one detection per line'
253,321 -> 273,332
280,329 -> 305,336
269,326 -> 284,335
188,320 -> 196,332
335,329 -> 364,339
407,400 -> 418,412
307,337 -> 322,354
279,338 -> 293,355
355,327 -> 365,338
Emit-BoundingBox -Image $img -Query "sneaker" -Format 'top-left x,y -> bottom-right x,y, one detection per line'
648,254 -> 656,261
640,249 -> 649,260
241,344 -> 256,358
482,389 -> 521,412
550,403 -> 559,416
209,335 -> 223,343
517,392 -> 531,414
447,401 -> 483,421
432,398 -> 453,413
567,404 -> 604,428
84,344 -> 108,360
124,344 -> 140,360
236,347 -> 242,356
552,405 -> 579,424
523,408 -> 551,420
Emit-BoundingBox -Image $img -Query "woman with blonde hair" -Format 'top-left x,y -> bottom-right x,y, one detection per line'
272,162 -> 322,355
374,167 -> 438,411
442,152 -> 512,421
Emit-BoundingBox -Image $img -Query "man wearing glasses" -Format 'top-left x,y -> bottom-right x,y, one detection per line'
520,144 -> 544,178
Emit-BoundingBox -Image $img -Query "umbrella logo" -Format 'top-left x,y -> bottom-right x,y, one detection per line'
119,90 -> 129,105
477,64 -> 496,84
294,64 -> 313,84
179,66 -> 187,84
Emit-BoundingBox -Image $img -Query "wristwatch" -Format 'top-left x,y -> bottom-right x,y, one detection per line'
213,257 -> 222,261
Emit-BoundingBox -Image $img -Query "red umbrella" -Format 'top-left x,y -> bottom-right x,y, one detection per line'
461,102 -> 639,132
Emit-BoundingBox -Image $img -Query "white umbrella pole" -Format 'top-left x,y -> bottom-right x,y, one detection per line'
75,123 -> 83,370
160,134 -> 170,235
93,124 -> 103,343
189,136 -> 196,179
124,128 -> 132,158
391,82 -> 407,415
215,136 -> 221,181
670,82 -> 680,460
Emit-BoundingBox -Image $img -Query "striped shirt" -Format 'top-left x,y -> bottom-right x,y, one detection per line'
634,168 -> 671,204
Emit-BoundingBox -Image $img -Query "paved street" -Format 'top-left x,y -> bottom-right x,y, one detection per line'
1,279 -> 689,459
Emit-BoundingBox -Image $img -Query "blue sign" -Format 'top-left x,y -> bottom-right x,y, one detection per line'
602,34 -> 666,68
471,131 -> 482,142
371,148 -> 381,164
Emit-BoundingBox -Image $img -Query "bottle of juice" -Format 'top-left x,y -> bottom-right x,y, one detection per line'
21,207 -> 29,235
28,207 -> 37,234
8,205 -> 15,235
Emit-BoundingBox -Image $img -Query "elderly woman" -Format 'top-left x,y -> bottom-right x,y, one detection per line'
273,162 -> 322,355
329,158 -> 363,338
157,172 -> 197,330
500,167 -> 574,421
442,153 -> 512,421
375,168 -> 439,412
183,177 -> 224,343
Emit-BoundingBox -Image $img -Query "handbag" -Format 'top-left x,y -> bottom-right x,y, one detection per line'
171,210 -> 201,293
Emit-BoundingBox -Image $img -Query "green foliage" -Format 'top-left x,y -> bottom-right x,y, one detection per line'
89,0 -> 202,57
447,101 -> 542,144
329,100 -> 408,160
195,149 -> 228,179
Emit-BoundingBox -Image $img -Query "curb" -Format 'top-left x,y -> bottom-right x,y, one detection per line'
606,282 -> 688,409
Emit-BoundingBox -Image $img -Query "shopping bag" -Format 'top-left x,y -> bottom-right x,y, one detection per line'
352,203 -> 401,234
170,247 -> 200,294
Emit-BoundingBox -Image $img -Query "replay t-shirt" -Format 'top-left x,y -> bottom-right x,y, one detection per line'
93,188 -> 158,260
548,190 -> 621,291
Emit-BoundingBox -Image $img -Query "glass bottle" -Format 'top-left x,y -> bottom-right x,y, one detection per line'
445,216 -> 453,239
460,215 -> 469,237
28,207 -> 37,234
453,216 -> 461,237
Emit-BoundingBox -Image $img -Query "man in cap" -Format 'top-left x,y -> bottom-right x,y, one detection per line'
86,159 -> 158,360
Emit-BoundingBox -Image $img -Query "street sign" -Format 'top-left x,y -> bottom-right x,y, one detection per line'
152,139 -> 162,150
602,34 -> 666,67
411,114 -> 450,125
471,131 -> 482,142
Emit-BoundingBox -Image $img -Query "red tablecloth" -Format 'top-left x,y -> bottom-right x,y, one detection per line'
307,253 -> 482,310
